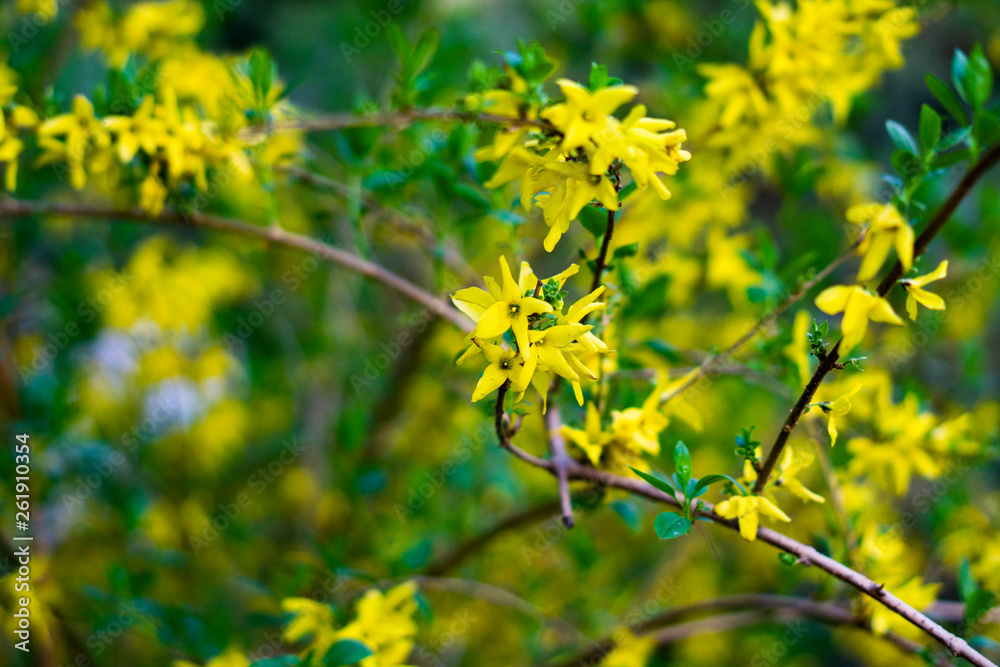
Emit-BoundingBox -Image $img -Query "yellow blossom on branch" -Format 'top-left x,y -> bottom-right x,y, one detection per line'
902,260 -> 948,320
814,284 -> 904,351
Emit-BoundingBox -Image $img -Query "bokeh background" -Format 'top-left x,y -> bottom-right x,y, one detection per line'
2,0 -> 1000,665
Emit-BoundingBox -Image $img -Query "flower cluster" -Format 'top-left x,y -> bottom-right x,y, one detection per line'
561,385 -> 669,474
451,257 -> 608,406
471,66 -> 691,251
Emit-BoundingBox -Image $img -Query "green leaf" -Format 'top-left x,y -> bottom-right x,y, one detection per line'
628,466 -> 677,499
926,74 -> 969,126
886,120 -> 919,154
965,589 -> 998,629
387,25 -> 411,69
938,127 -> 970,152
612,243 -> 639,260
589,63 -> 609,90
324,639 -> 375,667
966,43 -> 993,110
692,474 -> 745,498
973,111 -> 1000,147
891,149 -> 924,180
673,441 -> 692,491
953,49 -> 971,103
578,206 -> 610,239
654,512 -> 692,539
930,148 -> 971,171
959,558 -> 977,601
919,104 -> 942,153
411,30 -> 440,76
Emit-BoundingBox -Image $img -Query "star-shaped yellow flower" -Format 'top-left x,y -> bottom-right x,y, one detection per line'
901,260 -> 947,320
471,340 -> 527,402
814,285 -> 903,351
541,79 -> 638,151
714,494 -> 790,541
451,256 -> 553,359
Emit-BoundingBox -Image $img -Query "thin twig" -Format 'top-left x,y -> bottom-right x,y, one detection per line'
544,404 -> 575,528
0,199 -> 473,332
244,108 -> 553,138
590,205 -> 618,294
279,165 -> 480,284
551,594 -> 948,667
499,446 -> 996,667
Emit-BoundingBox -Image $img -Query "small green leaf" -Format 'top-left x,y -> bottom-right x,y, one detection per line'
411,30 -> 440,76
953,48 -> 971,102
926,74 -> 969,126
891,149 -> 924,180
930,148 -> 971,171
919,104 -> 942,153
324,639 -> 375,667
654,512 -> 692,539
886,120 -> 919,154
612,243 -> 639,260
778,553 -> 798,566
959,558 -> 977,601
965,589 -> 998,629
692,474 -> 746,498
589,63 -> 609,90
966,43 -> 993,110
973,112 -> 1000,147
628,466 -> 677,499
673,441 -> 692,491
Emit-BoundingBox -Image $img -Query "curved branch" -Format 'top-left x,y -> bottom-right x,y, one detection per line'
0,199 -> 473,332
500,447 -> 996,666
552,594 -> 947,667
753,141 -> 1000,495
247,108 -> 553,137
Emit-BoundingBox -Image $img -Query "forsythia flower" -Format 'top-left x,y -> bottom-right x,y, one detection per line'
822,383 -> 861,446
475,72 -> 690,251
714,494 -> 791,541
453,256 -> 553,359
847,202 -> 915,281
814,285 -> 903,351
562,379 -> 669,471
470,341 -> 528,402
901,260 -> 948,320
742,445 -> 825,503
36,95 -> 111,190
453,257 -> 608,405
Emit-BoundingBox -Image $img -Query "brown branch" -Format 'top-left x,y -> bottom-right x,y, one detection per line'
422,499 -> 561,576
552,594 -> 947,667
0,199 -> 474,333
279,165 -> 480,284
590,205 -> 618,294
753,141 -> 1000,495
544,404 -> 575,528
499,449 -> 996,666
245,108 -> 553,138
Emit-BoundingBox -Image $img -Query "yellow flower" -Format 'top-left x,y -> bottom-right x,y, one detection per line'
470,340 -> 527,402
714,494 -> 791,541
847,203 -> 915,282
519,323 -> 594,390
37,95 -> 111,190
814,285 -> 903,351
603,628 -> 656,667
824,383 -> 861,446
541,79 -> 638,151
609,379 -> 669,457
452,256 -> 553,359
562,401 -> 612,465
901,260 -> 947,321
784,310 -> 812,386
